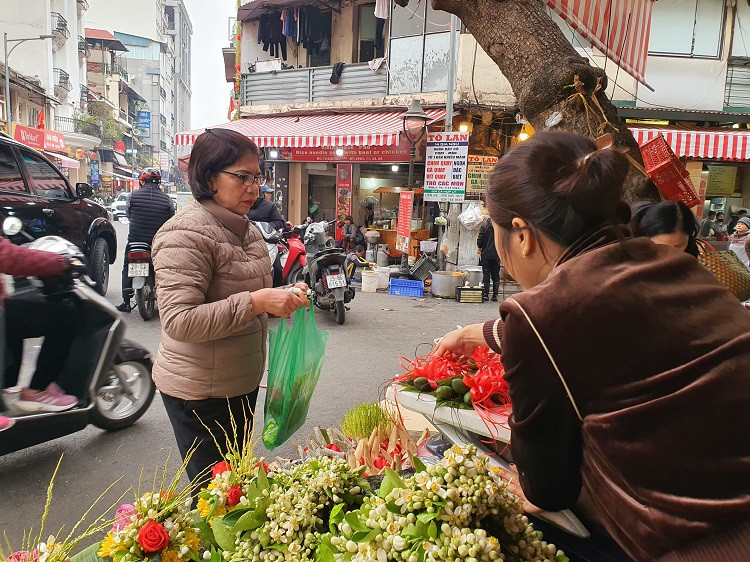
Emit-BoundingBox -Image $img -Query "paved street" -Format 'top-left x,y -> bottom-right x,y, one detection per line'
0,221 -> 505,537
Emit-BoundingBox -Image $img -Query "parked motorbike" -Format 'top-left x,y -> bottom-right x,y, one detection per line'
303,220 -> 355,325
253,222 -> 307,287
126,241 -> 156,320
0,221 -> 155,456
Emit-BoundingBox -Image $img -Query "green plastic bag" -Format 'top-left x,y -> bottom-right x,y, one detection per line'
262,306 -> 329,450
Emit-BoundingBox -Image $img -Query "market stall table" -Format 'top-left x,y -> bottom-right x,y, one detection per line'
373,187 -> 431,259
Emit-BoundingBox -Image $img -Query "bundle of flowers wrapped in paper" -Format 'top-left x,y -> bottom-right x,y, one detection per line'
97,456 -> 203,562
317,445 -> 567,562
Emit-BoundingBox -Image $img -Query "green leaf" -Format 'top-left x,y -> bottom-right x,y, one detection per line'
69,543 -> 107,562
232,499 -> 269,534
210,518 -> 236,551
222,507 -> 250,527
417,511 -> 438,524
315,544 -> 335,562
328,502 -> 346,533
194,517 -> 216,546
428,521 -> 438,540
351,529 -> 378,543
378,467 -> 406,499
402,523 -> 419,537
210,547 -> 221,562
256,465 -> 270,491
320,428 -> 331,445
386,500 -> 402,514
555,557 -> 570,562
344,512 -> 369,533
411,456 -> 427,473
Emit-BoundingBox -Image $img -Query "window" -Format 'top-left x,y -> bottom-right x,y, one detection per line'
0,146 -> 28,193
358,3 -> 380,62
21,151 -> 69,199
27,107 -> 40,128
388,0 -> 454,94
649,0 -> 725,58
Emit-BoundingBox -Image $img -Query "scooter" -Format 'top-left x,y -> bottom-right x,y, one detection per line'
0,221 -> 156,456
253,222 -> 307,287
303,220 -> 355,325
125,241 -> 156,321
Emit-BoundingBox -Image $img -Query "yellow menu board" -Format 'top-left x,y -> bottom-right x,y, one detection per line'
706,165 -> 738,196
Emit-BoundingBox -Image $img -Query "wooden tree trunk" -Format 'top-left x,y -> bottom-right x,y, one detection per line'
431,0 -> 658,203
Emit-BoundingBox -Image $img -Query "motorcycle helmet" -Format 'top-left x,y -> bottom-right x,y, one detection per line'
261,184 -> 274,194
139,169 -> 162,184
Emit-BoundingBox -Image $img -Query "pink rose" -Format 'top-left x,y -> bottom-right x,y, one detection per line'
113,504 -> 137,532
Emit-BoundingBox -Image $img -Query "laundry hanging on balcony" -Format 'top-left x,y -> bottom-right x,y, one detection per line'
174,109 -> 446,148
546,0 -> 655,87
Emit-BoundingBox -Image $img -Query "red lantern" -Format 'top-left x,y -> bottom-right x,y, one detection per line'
235,62 -> 241,71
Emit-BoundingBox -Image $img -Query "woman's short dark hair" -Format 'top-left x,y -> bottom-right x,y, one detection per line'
486,131 -> 630,257
188,129 -> 261,201
630,200 -> 699,256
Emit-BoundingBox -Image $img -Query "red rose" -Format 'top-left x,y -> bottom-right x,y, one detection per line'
373,456 -> 387,470
212,461 -> 231,478
137,521 -> 169,553
226,486 -> 243,507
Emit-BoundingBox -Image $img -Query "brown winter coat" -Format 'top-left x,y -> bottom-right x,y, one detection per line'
483,226 -> 750,561
151,199 -> 272,400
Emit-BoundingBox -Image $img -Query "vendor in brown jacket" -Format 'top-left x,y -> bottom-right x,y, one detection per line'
152,128 -> 308,483
435,131 -> 750,562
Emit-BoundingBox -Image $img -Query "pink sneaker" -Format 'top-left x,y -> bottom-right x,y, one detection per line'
15,384 -> 77,413
0,415 -> 14,432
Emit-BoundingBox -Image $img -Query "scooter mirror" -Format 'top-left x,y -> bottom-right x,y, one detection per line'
2,216 -> 22,236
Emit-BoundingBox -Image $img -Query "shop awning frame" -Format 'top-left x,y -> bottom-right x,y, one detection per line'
630,126 -> 750,161
45,151 -> 80,169
174,109 -> 446,148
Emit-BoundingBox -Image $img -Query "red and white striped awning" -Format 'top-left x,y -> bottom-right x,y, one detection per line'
175,109 -> 446,147
630,127 -> 750,161
45,151 -> 80,169
547,0 -> 654,87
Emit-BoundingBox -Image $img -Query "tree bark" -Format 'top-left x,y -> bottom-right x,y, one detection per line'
431,0 -> 658,203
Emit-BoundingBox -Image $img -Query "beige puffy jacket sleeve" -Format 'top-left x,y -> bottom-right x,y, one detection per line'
153,228 -> 257,343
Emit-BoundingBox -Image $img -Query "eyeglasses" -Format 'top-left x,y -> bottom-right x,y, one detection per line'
220,170 -> 268,187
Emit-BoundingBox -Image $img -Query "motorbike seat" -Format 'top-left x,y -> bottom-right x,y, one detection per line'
126,241 -> 152,253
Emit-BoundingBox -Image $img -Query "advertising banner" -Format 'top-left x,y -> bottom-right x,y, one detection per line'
12,124 -> 66,152
466,154 -> 498,195
335,164 -> 353,241
134,110 -> 151,138
424,132 -> 469,203
396,191 -> 414,253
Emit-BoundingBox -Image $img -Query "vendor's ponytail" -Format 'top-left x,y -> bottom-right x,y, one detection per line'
487,131 -> 630,248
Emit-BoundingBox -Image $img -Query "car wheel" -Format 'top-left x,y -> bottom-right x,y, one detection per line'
89,237 -> 109,296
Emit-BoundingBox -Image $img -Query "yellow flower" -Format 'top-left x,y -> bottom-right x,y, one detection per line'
161,549 -> 179,562
207,482 -> 216,491
184,532 -> 200,552
197,498 -> 225,520
97,533 -> 119,558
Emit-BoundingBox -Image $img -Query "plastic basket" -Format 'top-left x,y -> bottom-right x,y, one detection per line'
639,135 -> 700,207
410,255 -> 438,282
389,278 -> 424,298
455,286 -> 484,303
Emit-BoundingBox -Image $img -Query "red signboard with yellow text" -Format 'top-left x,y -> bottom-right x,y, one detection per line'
335,164 -> 353,241
396,191 -> 414,253
12,124 -> 66,152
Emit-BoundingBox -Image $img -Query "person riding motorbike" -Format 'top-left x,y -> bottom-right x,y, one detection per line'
0,237 -> 74,429
246,184 -> 285,231
117,170 -> 175,313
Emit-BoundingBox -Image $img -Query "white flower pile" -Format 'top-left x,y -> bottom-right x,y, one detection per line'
327,445 -> 566,562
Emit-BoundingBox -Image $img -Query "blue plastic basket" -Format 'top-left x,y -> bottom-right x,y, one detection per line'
389,278 -> 424,298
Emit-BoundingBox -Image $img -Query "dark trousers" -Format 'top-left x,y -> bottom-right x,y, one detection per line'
121,254 -> 133,301
481,258 -> 501,298
4,294 -> 78,392
161,389 -> 259,486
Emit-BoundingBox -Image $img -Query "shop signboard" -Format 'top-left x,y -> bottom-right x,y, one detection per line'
291,138 -> 425,163
396,191 -> 414,253
335,164 -> 353,241
12,124 -> 66,152
706,165 -> 737,197
134,110 -> 151,138
466,154 -> 499,195
160,152 -> 170,172
90,159 -> 100,187
101,175 -> 112,193
424,132 -> 469,203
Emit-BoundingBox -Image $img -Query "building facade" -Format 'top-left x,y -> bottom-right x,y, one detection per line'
86,0 -> 191,184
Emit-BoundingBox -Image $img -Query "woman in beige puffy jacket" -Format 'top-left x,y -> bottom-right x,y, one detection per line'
152,129 -> 308,483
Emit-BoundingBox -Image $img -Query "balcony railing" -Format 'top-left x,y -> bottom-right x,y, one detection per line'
159,86 -> 167,99
54,116 -> 102,139
77,0 -> 89,12
51,12 -> 69,52
53,68 -> 71,96
77,35 -> 89,57
240,62 -> 388,106
119,109 -> 129,123
725,62 -> 750,110
88,62 -> 130,83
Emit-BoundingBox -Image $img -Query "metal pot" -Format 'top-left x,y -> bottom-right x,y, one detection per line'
460,265 -> 483,287
430,270 -> 467,298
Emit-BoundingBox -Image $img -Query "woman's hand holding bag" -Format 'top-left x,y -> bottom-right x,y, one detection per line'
251,286 -> 310,318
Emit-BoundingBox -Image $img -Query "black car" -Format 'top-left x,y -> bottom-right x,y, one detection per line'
0,133 -> 116,295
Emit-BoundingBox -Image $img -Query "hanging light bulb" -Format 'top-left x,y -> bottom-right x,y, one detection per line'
518,123 -> 534,142
269,149 -> 279,159
391,164 -> 399,172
